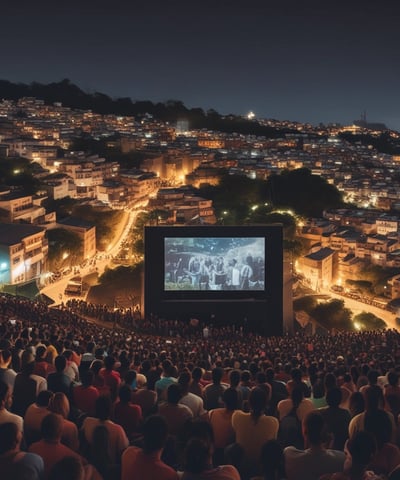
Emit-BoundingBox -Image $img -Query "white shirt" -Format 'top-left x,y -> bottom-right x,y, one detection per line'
180,392 -> 207,417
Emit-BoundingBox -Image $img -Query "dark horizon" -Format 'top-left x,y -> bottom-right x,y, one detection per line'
2,1 -> 400,129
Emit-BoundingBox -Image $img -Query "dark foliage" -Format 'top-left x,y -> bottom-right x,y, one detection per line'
0,79 -> 295,137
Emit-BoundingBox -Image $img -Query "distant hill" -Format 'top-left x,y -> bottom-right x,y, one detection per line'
0,78 -> 293,138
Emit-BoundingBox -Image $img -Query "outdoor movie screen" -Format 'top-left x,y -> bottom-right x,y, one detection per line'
164,237 -> 265,291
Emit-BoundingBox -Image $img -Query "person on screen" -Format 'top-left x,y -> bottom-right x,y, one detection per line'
187,256 -> 202,288
240,255 -> 253,290
227,259 -> 240,290
199,258 -> 210,290
213,256 -> 227,289
169,258 -> 182,284
253,255 -> 264,283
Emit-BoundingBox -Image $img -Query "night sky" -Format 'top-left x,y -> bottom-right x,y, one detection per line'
2,0 -> 400,129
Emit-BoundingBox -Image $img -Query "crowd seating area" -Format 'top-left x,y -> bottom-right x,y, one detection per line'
0,294 -> 400,479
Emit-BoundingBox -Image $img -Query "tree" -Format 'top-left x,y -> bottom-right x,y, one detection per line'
293,295 -> 317,313
266,168 -> 343,217
311,299 -> 353,331
353,312 -> 386,331
47,228 -> 83,270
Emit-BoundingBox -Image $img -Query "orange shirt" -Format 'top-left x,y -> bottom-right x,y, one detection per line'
122,446 -> 178,480
208,408 -> 235,449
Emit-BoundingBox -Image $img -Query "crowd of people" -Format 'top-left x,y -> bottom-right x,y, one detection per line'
1,293 -> 400,479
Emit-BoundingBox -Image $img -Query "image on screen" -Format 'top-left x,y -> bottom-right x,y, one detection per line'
164,237 -> 265,291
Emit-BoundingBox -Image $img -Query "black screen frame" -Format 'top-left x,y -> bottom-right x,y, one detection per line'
145,225 -> 283,302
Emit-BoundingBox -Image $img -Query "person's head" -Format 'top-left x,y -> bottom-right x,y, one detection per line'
95,395 -> 113,421
265,368 -> 275,384
162,359 -> 173,377
260,440 -> 285,479
0,349 -> 12,367
191,367 -> 203,383
48,456 -> 85,480
291,368 -> 302,382
349,391 -> 365,417
0,422 -> 22,454
142,415 -> 169,454
183,418 -> 214,446
63,350 -> 73,361
167,383 -> 182,405
291,385 -> 304,409
326,387 -> 342,408
36,390 -> 54,408
81,369 -> 94,387
347,431 -> 377,470
21,350 -> 35,374
41,413 -> 63,442
48,392 -> 70,419
303,411 -> 327,447
178,371 -> 191,393
241,370 -> 251,384
367,370 -> 379,386
343,372 -> 352,384
229,369 -> 241,388
124,370 -> 137,389
364,409 -> 392,448
222,387 -> 239,411
90,359 -> 103,375
35,345 -> 47,361
256,371 -> 267,385
55,355 -> 67,373
249,387 -> 267,417
118,384 -> 132,404
211,367 -> 223,385
365,385 -> 384,411
183,438 -> 212,474
104,355 -> 115,371
311,379 -> 325,399
324,373 -> 337,392
0,380 -> 11,410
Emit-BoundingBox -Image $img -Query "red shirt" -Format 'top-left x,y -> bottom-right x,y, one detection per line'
114,401 -> 143,439
73,385 -> 100,416
29,440 -> 83,479
122,446 -> 178,480
99,368 -> 121,400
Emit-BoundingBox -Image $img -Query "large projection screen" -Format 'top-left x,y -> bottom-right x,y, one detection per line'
144,225 -> 284,336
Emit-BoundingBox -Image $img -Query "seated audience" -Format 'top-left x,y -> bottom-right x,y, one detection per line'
24,390 -> 54,446
0,422 -> 44,480
113,384 -> 142,440
28,413 -> 85,479
232,386 -> 279,476
0,380 -> 23,433
48,392 -> 79,451
180,437 -> 240,480
72,370 -> 99,417
81,395 -> 129,464
121,415 -> 179,480
284,411 -> 345,480
320,387 -> 351,451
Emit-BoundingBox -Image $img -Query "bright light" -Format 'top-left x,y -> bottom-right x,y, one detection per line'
247,111 -> 255,120
13,169 -> 20,175
251,205 -> 259,211
62,252 -> 69,260
0,262 -> 7,270
223,211 -> 228,215
353,321 -> 362,331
